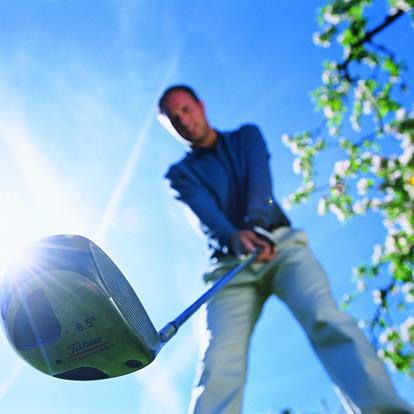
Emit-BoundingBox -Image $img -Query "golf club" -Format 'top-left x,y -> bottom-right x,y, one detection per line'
0,234 -> 259,381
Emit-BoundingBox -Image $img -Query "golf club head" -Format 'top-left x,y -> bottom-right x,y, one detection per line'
0,234 -> 161,380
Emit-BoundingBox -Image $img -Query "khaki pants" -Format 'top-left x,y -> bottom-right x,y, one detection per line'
188,227 -> 413,414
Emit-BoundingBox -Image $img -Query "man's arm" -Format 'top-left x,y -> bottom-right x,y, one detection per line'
166,127 -> 278,262
167,167 -> 274,261
241,124 -> 289,231
237,124 -> 281,261
243,124 -> 273,227
166,165 -> 238,253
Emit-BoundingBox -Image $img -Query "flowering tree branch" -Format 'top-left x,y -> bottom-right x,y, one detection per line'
282,0 -> 414,377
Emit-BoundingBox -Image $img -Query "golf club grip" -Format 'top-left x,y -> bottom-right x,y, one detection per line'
158,249 -> 261,344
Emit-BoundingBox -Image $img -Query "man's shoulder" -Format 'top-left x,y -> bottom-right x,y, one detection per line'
225,123 -> 261,137
165,123 -> 264,176
222,123 -> 264,147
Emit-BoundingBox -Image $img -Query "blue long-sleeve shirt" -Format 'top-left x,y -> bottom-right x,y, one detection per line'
165,124 -> 290,256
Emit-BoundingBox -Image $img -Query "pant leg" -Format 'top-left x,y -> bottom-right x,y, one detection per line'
188,283 -> 265,414
271,238 -> 413,414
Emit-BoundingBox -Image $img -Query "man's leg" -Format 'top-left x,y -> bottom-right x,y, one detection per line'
271,238 -> 413,414
188,283 -> 266,414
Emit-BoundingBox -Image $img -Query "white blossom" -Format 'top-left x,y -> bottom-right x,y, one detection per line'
281,134 -> 290,146
282,197 -> 292,211
303,181 -> 315,191
400,134 -> 411,149
356,279 -> 366,292
329,174 -> 338,187
370,198 -> 381,212
324,70 -> 340,85
286,141 -> 306,156
317,198 -> 327,215
373,289 -> 383,305
392,0 -> 413,13
363,100 -> 372,114
370,155 -> 382,173
353,198 -> 368,214
384,192 -> 395,203
329,126 -> 339,136
355,81 -> 364,99
356,178 -> 369,195
293,157 -> 302,175
362,56 -> 378,68
398,235 -> 408,247
389,170 -> 402,182
385,235 -> 397,254
350,114 -> 361,132
382,218 -> 394,229
396,107 -> 407,121
401,282 -> 414,303
313,32 -> 330,48
329,203 -> 346,221
371,244 -> 382,264
379,332 -> 388,344
400,316 -> 414,342
387,158 -> 397,169
324,6 -> 341,25
379,327 -> 392,343
290,141 -> 300,155
377,349 -> 385,359
399,143 -> 414,165
323,106 -> 335,119
334,159 -> 350,177
402,282 -> 414,294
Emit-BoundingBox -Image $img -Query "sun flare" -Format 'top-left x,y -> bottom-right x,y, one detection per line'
0,199 -> 40,279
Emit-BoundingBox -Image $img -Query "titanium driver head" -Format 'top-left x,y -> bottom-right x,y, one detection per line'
0,234 -> 161,380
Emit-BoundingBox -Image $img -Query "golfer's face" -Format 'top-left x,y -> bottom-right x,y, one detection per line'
163,90 -> 210,146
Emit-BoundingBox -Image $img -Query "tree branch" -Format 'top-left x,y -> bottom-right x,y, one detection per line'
338,9 -> 406,71
355,9 -> 405,48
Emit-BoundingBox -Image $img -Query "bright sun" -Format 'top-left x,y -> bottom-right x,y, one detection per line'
0,209 -> 37,279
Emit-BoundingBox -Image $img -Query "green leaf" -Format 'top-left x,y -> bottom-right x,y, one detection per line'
342,27 -> 357,46
382,56 -> 401,77
365,79 -> 378,93
349,4 -> 364,20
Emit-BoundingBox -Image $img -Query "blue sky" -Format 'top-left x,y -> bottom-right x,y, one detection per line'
0,1 -> 413,413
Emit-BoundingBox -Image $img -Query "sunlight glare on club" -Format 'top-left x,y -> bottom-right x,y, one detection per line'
0,108 -> 92,281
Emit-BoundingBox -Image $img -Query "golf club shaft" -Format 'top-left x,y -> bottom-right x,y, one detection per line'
158,249 -> 260,344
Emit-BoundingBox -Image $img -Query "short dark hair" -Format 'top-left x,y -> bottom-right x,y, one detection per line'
158,84 -> 200,115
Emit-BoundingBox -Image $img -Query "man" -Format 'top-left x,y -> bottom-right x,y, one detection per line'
157,84 -> 413,414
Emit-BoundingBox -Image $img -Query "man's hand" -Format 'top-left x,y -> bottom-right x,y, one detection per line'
229,230 -> 276,262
